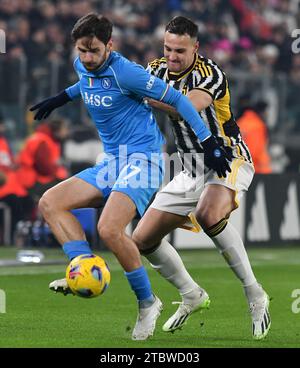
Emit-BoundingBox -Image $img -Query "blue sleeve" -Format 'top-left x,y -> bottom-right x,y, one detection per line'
116,61 -> 211,142
65,81 -> 81,100
116,61 -> 173,100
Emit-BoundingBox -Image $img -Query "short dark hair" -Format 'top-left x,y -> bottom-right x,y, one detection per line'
71,13 -> 113,46
165,16 -> 198,39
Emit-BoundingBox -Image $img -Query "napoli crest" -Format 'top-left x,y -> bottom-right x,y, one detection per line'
102,77 -> 112,89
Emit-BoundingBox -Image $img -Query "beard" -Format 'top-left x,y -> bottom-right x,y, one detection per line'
83,49 -> 110,71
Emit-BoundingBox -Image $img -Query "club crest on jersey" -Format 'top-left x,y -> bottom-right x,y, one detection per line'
102,77 -> 112,89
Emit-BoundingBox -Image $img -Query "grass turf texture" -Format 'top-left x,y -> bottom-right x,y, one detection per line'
0,246 -> 299,348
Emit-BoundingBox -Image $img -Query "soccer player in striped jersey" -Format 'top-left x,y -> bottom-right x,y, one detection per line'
29,14 -> 231,341
133,16 -> 271,340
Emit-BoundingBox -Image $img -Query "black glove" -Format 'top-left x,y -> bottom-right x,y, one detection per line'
201,135 -> 232,178
30,91 -> 71,120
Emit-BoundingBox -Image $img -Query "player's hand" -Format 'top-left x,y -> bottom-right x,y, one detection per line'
144,97 -> 162,109
30,91 -> 71,120
201,135 -> 232,178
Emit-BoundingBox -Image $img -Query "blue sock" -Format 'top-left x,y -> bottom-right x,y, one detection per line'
125,266 -> 155,306
63,240 -> 92,261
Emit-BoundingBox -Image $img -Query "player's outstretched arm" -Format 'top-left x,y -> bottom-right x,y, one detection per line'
144,88 -> 212,120
116,61 -> 232,177
144,98 -> 179,119
30,81 -> 81,121
145,92 -> 231,177
30,91 -> 71,120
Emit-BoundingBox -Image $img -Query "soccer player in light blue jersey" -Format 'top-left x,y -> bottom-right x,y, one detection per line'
30,13 -> 231,341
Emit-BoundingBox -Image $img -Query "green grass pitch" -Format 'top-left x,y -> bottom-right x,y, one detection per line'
0,246 -> 299,348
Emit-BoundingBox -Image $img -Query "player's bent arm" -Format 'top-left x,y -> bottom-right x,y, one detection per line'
145,89 -> 213,119
115,61 -> 211,141
144,98 -> 179,119
118,60 -> 231,177
162,87 -> 232,177
187,89 -> 213,111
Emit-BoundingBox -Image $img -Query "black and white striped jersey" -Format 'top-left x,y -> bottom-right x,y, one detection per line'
147,54 -> 252,174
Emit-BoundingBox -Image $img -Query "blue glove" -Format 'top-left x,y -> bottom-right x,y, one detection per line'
201,135 -> 232,178
30,91 -> 71,120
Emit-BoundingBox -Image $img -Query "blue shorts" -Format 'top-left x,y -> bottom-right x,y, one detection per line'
76,152 -> 164,217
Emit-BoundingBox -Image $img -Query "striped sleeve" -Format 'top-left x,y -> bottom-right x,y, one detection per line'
193,59 -> 227,100
146,63 -> 155,75
146,58 -> 164,76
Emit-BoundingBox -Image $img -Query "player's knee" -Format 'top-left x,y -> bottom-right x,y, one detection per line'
132,230 -> 151,251
38,191 -> 54,218
195,204 -> 225,230
98,223 -> 122,250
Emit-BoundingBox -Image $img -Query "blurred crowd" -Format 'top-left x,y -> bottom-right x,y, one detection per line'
1,0 -> 300,119
1,0 -> 300,74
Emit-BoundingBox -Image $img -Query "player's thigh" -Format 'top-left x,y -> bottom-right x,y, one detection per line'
196,184 -> 236,225
40,176 -> 104,211
98,191 -> 137,233
133,207 -> 187,249
197,158 -> 254,226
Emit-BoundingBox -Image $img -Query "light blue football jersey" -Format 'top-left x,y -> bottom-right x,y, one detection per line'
66,51 -> 211,155
66,51 -> 166,155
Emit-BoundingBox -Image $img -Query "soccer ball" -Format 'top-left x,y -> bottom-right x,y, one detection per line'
66,254 -> 110,298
